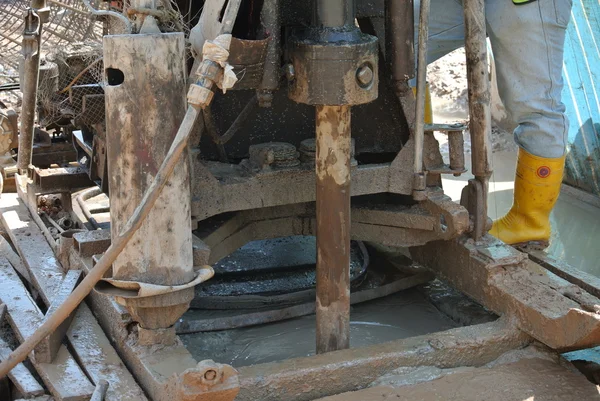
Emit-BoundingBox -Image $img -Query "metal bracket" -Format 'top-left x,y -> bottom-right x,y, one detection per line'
22,10 -> 41,59
460,178 -> 491,240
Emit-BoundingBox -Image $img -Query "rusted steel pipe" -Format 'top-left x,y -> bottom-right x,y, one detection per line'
257,0 -> 280,106
17,5 -> 44,173
463,0 -> 492,179
448,130 -> 465,174
104,33 -> 194,330
413,0 -> 430,199
315,105 -> 352,354
463,0 -> 492,237
385,0 -> 414,84
314,0 -> 355,28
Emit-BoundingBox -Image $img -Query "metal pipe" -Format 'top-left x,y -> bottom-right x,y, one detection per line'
81,0 -> 132,33
463,0 -> 492,235
385,0 -> 415,83
315,105 -> 352,354
413,0 -> 430,197
17,8 -> 42,173
448,130 -> 465,174
463,0 -> 492,180
257,0 -> 281,106
314,0 -> 355,28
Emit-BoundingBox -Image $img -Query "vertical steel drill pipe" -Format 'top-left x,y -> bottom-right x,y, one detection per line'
385,0 -> 414,83
413,0 -> 431,196
311,0 -> 356,355
17,3 -> 45,173
257,0 -> 281,106
314,0 -> 355,28
315,105 -> 352,354
463,0 -> 492,235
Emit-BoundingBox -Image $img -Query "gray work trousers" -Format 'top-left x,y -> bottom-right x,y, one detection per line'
416,0 -> 572,158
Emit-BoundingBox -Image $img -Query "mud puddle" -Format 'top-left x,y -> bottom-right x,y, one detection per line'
180,288 -> 458,368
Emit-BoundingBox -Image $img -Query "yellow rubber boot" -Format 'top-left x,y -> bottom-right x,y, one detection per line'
412,83 -> 433,124
490,148 -> 566,248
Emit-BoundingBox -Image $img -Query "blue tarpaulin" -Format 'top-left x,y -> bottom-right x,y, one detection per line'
562,0 -> 600,196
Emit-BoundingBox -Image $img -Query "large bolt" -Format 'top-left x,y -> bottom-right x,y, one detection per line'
356,65 -> 374,87
204,369 -> 217,381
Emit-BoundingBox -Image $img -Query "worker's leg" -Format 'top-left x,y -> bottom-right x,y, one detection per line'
486,0 -> 571,247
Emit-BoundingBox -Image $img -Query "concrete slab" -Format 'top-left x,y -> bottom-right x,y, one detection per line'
317,358 -> 600,401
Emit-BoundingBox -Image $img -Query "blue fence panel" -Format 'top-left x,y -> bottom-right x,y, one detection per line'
562,0 -> 600,196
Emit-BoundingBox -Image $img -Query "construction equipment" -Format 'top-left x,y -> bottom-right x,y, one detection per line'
1,0 -> 600,400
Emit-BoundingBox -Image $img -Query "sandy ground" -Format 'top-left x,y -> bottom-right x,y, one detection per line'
427,48 -> 518,159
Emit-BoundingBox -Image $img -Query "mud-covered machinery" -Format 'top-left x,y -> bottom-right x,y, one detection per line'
6,0 -> 600,400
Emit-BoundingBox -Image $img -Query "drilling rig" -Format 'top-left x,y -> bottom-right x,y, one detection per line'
0,1 -> 600,400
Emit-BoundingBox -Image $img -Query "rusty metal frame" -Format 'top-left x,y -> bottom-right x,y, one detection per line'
63,233 -> 536,401
412,236 -> 600,351
190,132 -> 446,221
194,189 -> 469,266
7,168 -> 599,401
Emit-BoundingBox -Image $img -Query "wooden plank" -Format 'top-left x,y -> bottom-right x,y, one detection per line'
0,372 -> 10,400
0,258 -> 95,401
35,270 -> 83,363
1,194 -> 147,401
526,249 -> 600,299
14,177 -> 59,254
15,396 -> 53,401
90,379 -> 109,401
1,196 -> 63,305
0,236 -> 32,285
0,337 -> 46,398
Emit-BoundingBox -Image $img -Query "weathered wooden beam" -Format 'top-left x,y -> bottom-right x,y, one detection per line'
35,270 -> 83,363
0,258 -> 95,401
0,237 -> 32,285
72,230 -> 111,258
1,200 -> 63,305
0,337 -> 45,398
91,379 -> 109,401
0,372 -> 10,400
15,396 -> 53,401
1,193 -> 147,400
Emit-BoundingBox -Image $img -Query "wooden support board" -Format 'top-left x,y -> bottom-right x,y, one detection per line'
0,336 -> 45,398
35,270 -> 83,364
1,198 -> 63,305
0,258 -> 95,401
0,193 -> 147,400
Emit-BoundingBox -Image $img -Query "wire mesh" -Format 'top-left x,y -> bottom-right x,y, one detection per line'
0,0 -> 191,125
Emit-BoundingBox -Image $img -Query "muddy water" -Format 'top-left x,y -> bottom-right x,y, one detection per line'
181,289 -> 458,368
